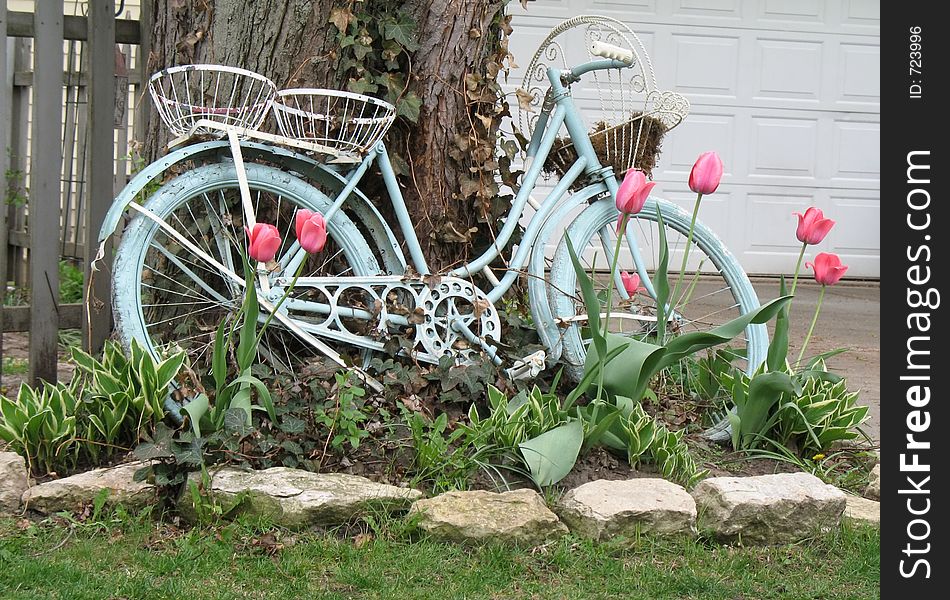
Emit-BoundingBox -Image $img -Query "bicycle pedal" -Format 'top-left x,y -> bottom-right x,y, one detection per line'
506,350 -> 547,381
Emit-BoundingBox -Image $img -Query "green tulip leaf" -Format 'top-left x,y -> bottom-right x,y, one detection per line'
586,333 -> 665,403
803,348 -> 849,370
563,342 -> 630,411
653,206 -> 671,341
766,276 -> 790,372
518,419 -> 583,487
581,403 -> 623,451
735,371 -> 795,449
565,234 -> 608,365
226,373 -> 277,424
181,393 -> 210,438
659,295 -> 792,371
237,259 -> 260,371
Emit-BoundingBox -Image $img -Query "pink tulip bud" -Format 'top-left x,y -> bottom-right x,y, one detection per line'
295,209 -> 314,241
615,168 -> 656,216
295,209 -> 327,254
794,207 -> 835,245
245,223 -> 282,263
806,252 -> 848,286
688,151 -> 723,195
621,271 -> 643,296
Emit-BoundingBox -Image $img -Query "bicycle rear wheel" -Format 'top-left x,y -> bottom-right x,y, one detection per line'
548,197 -> 767,383
112,162 -> 380,378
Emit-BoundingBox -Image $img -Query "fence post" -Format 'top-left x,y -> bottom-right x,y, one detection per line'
0,5 -> 8,376
8,40 -> 30,290
84,0 -> 116,356
29,3 -> 64,384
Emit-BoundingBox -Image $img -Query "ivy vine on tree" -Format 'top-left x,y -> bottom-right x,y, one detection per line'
327,1 -> 522,262
327,3 -> 423,125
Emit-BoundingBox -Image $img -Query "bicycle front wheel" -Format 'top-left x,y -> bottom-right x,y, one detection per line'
112,162 -> 380,377
548,197 -> 767,383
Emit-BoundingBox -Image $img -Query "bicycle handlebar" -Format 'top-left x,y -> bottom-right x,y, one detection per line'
560,44 -> 634,82
589,41 -> 634,64
564,59 -> 625,82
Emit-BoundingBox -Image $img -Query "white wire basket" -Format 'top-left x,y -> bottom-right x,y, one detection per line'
148,64 -> 278,137
517,16 -> 689,181
272,89 -> 397,157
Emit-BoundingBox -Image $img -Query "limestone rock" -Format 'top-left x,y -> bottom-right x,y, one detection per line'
691,472 -> 846,544
556,478 -> 696,540
844,495 -> 880,527
22,462 -> 154,514
409,489 -> 568,545
865,464 -> 880,500
1,452 -> 29,514
178,467 -> 421,528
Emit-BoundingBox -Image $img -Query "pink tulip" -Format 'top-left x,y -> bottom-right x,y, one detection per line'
806,252 -> 848,286
621,271 -> 643,296
688,151 -> 723,195
295,209 -> 328,254
615,168 -> 655,216
245,223 -> 282,263
794,207 -> 835,245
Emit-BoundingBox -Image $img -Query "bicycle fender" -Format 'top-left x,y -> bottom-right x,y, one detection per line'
98,141 -> 406,274
97,140 -> 230,244
527,183 -> 607,362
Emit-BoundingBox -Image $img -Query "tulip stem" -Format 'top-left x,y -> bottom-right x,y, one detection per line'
255,258 -> 308,347
670,192 -> 703,314
595,213 -> 630,404
790,242 -> 807,297
796,284 -> 825,367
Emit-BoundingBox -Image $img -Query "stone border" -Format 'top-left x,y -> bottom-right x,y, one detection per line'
2,455 -> 881,546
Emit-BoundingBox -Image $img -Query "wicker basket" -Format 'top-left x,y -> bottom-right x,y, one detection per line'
148,64 -> 278,137
544,112 -> 668,182
271,89 -> 396,157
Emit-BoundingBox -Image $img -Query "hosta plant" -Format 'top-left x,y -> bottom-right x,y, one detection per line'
619,402 -> 659,467
70,339 -> 183,444
772,365 -> 869,454
1,340 -> 183,475
466,384 -> 707,488
464,384 -> 581,487
719,361 -> 867,454
0,380 -> 81,474
609,401 -> 707,487
649,424 -> 707,488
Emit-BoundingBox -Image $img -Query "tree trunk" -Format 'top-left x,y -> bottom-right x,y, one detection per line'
145,0 -> 511,271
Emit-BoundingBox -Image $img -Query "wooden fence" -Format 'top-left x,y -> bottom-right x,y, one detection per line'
1,2 -> 152,386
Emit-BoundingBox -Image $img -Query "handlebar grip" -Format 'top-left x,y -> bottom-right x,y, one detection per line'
590,41 -> 634,65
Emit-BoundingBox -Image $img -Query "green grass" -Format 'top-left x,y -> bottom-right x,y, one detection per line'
0,514 -> 880,599
2,260 -> 85,307
1,357 -> 28,377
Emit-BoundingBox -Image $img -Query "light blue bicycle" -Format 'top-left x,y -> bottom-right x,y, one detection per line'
98,16 -> 766,416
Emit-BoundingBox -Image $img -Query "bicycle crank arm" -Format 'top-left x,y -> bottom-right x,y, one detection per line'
269,274 -> 503,367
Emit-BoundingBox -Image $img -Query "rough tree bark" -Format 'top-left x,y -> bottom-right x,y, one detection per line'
144,0 -> 510,270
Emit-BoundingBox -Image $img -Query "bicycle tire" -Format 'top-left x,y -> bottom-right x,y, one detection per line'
547,197 -> 768,383
112,162 -> 380,377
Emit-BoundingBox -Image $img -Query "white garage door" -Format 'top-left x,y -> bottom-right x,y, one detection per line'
507,0 -> 880,277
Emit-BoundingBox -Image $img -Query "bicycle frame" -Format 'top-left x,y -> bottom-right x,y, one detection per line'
271,56 -> 660,306
100,55 -> 668,373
